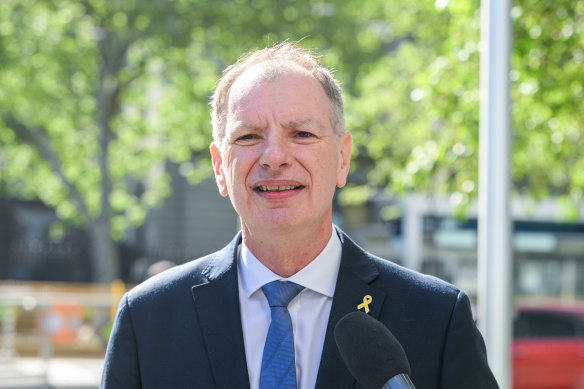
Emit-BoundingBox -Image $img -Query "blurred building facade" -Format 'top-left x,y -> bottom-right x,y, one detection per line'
0,162 -> 238,284
341,193 -> 584,303
0,199 -> 91,282
2,164 -> 584,304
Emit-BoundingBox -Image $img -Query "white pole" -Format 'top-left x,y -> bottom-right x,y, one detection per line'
403,195 -> 423,272
478,0 -> 513,388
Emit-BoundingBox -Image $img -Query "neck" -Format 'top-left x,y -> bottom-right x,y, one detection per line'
241,221 -> 333,278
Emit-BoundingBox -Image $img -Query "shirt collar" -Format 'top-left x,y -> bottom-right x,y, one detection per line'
238,227 -> 342,299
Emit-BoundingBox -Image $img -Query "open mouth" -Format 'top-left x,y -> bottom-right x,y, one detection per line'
256,185 -> 304,192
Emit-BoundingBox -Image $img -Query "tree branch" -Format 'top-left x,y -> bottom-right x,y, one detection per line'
4,115 -> 93,224
95,29 -> 130,225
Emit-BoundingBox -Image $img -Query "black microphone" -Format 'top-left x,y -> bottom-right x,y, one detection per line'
334,311 -> 416,389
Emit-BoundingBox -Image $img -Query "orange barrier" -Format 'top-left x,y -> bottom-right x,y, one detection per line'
0,280 -> 131,357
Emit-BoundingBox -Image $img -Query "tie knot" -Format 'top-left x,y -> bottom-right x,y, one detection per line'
262,281 -> 304,308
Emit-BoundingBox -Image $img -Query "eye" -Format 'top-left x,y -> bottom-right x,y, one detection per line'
292,130 -> 320,144
238,134 -> 258,140
295,131 -> 316,138
234,133 -> 261,145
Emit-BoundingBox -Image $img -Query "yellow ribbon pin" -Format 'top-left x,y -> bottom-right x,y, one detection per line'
357,295 -> 372,314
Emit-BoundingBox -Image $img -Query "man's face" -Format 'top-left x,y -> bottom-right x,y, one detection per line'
210,64 -> 352,235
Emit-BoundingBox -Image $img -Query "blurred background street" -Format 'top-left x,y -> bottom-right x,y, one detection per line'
0,282 -> 108,389
0,357 -> 103,389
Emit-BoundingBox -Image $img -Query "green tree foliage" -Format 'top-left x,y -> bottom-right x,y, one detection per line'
0,0 -> 221,281
343,0 -> 482,213
344,0 -> 584,219
1,0 -> 582,281
511,1 -> 584,218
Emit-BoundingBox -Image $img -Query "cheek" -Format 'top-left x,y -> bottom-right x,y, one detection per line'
226,150 -> 255,188
313,154 -> 340,190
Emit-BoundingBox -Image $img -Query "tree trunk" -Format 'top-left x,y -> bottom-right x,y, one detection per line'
88,218 -> 119,283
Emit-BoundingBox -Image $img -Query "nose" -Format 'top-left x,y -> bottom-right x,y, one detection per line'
259,133 -> 292,170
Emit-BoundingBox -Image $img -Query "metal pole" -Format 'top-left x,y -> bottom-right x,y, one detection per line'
478,0 -> 513,388
403,195 -> 423,272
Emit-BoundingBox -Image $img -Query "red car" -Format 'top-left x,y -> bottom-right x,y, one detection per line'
513,304 -> 584,389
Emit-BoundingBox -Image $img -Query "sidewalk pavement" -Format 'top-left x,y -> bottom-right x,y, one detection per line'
0,358 -> 103,389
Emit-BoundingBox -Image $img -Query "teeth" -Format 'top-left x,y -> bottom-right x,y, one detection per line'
258,185 -> 299,192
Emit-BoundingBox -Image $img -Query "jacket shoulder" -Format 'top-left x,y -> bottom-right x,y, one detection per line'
125,233 -> 240,306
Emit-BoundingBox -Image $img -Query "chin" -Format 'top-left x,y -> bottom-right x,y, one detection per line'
255,210 -> 330,233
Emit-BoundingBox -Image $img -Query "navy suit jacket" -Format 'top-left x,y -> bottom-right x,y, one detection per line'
101,229 -> 498,388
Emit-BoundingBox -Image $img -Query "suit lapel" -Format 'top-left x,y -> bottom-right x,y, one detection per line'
190,230 -> 388,389
315,230 -> 386,389
191,234 -> 251,389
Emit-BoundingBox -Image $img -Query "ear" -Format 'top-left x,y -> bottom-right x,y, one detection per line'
210,142 -> 229,197
336,131 -> 352,188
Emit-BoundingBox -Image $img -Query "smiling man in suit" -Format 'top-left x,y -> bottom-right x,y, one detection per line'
101,42 -> 498,389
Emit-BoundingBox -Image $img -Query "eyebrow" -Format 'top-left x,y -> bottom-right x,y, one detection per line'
230,122 -> 260,133
229,116 -> 325,134
285,117 -> 313,128
283,117 -> 326,132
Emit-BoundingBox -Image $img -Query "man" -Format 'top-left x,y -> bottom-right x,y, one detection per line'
101,42 -> 498,388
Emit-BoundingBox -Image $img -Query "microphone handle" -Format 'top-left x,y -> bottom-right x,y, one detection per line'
381,373 -> 416,389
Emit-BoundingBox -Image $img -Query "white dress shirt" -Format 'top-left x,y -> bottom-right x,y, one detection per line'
237,228 -> 342,389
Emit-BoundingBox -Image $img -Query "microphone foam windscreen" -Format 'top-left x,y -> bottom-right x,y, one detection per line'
334,311 -> 411,389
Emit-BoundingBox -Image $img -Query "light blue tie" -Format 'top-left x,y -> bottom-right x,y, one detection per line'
260,281 -> 304,389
